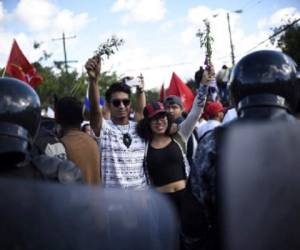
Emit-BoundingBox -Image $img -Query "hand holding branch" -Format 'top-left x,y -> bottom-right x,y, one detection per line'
85,56 -> 101,82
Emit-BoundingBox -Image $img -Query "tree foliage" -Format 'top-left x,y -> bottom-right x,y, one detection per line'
144,89 -> 159,104
33,36 -> 123,109
270,19 -> 300,65
34,62 -> 120,109
32,35 -> 159,111
34,59 -> 159,110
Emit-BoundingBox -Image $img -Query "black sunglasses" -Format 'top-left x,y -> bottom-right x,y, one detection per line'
111,99 -> 131,107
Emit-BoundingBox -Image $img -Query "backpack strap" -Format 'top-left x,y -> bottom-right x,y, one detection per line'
197,129 -> 214,143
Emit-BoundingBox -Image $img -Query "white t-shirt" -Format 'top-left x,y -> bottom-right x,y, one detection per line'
195,119 -> 207,140
97,119 -> 147,189
222,108 -> 237,125
197,120 -> 221,140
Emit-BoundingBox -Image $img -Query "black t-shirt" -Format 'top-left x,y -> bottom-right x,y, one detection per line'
146,140 -> 186,187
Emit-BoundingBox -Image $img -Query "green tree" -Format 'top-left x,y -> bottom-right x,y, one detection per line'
270,20 -> 300,65
32,36 -> 161,115
34,62 -> 58,109
145,89 -> 159,103
33,35 -> 124,108
35,61 -> 120,109
34,64 -> 82,108
98,71 -> 119,95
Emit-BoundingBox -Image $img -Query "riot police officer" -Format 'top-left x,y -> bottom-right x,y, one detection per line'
0,77 -> 82,183
185,50 -> 300,249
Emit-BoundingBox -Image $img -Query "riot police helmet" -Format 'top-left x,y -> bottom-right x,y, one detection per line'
0,77 -> 41,163
229,50 -> 300,113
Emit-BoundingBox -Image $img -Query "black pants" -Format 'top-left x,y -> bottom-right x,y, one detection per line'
165,188 -> 186,217
164,189 -> 187,250
180,190 -> 218,250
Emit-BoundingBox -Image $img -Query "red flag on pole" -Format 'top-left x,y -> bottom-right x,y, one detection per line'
159,83 -> 165,102
5,39 -> 43,88
166,72 -> 195,112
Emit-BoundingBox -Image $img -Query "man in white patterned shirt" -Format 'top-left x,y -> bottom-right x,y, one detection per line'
85,56 -> 147,189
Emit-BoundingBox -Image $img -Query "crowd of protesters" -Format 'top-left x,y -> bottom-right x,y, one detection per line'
1,49 -> 300,250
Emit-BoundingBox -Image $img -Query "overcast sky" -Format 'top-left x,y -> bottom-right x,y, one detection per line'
1,0 -> 300,90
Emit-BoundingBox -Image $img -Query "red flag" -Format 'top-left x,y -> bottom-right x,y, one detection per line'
166,72 -> 195,112
159,83 -> 165,102
6,39 -> 43,88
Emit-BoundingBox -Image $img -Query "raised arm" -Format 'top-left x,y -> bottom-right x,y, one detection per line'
134,74 -> 146,122
178,66 -> 214,140
85,56 -> 103,137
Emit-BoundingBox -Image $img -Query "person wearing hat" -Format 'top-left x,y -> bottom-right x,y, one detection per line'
163,95 -> 184,121
163,95 -> 198,169
136,80 -> 208,247
0,77 -> 83,184
197,100 -> 224,141
188,50 -> 300,250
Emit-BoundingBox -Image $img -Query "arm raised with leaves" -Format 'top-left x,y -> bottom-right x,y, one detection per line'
85,56 -> 102,137
84,35 -> 125,136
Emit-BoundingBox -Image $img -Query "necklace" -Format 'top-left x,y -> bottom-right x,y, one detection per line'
115,123 -> 132,148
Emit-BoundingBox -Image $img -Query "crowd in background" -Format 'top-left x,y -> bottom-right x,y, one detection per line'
1,49 -> 300,250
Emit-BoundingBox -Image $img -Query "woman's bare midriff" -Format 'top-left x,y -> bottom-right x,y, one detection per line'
156,179 -> 186,193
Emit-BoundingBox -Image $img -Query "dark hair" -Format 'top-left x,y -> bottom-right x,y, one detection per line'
195,66 -> 204,84
55,96 -> 83,128
136,113 -> 173,141
81,123 -> 90,132
105,82 -> 131,103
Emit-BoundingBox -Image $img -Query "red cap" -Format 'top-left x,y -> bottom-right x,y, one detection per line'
143,101 -> 166,119
204,101 -> 224,118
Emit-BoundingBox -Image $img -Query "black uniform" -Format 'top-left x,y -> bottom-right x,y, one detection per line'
187,50 -> 300,250
0,77 -> 82,183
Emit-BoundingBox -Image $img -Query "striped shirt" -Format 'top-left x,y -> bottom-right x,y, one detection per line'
97,119 -> 147,189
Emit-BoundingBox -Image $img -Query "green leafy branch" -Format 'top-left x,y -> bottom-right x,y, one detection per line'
94,35 -> 125,59
196,19 -> 214,60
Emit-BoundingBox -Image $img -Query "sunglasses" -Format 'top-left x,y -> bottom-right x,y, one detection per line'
111,99 -> 131,107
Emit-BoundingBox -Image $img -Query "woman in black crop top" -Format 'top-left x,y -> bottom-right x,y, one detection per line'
147,140 -> 186,187
137,102 -> 189,228
136,84 -> 207,230
137,85 -> 207,195
136,67 -> 214,250
137,101 -> 194,194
